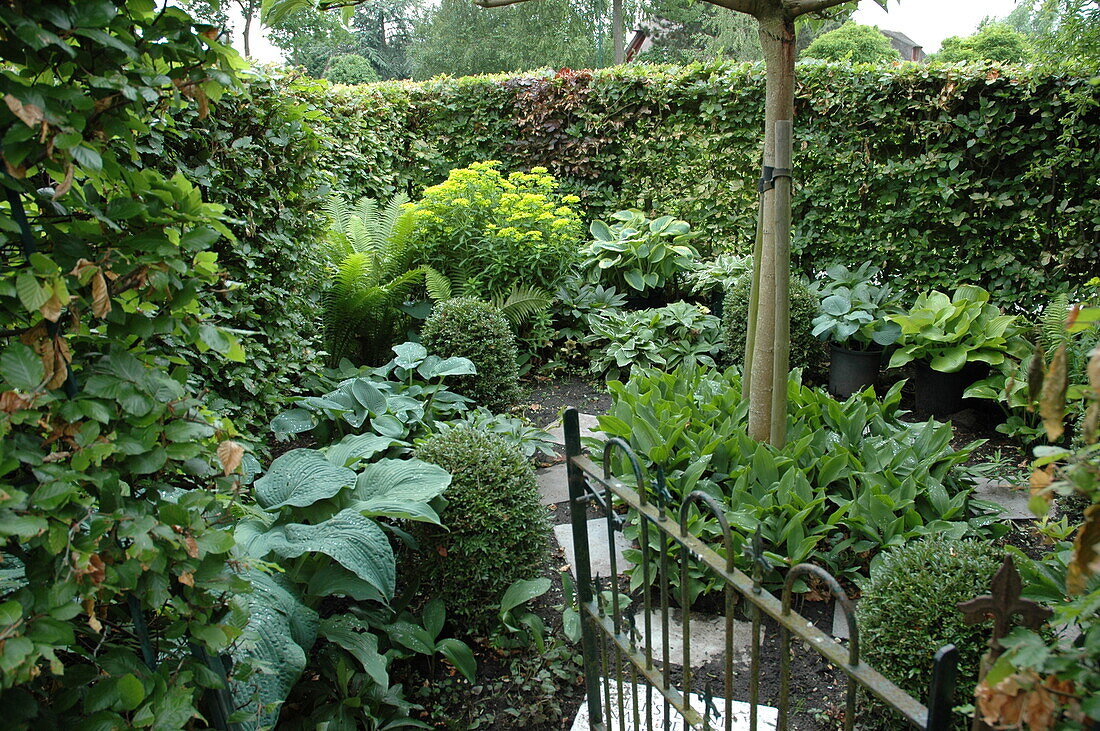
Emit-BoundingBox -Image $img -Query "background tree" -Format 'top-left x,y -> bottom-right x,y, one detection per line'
801,21 -> 901,63
325,52 -> 382,82
933,22 -> 1033,63
408,0 -> 599,78
183,0 -> 262,56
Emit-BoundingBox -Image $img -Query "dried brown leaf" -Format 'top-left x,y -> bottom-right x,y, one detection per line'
4,157 -> 26,179
0,391 -> 32,412
4,94 -> 45,128
91,271 -> 111,318
53,161 -> 74,200
178,571 -> 195,587
83,598 -> 102,634
39,293 -> 62,322
196,85 -> 209,120
1040,344 -> 1067,442
1067,503 -> 1100,595
217,440 -> 244,476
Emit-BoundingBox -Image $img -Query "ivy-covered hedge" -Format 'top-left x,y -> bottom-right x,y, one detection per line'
154,71 -> 330,435
301,62 -> 1099,310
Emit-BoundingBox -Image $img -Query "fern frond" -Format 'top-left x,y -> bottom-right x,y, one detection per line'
423,267 -> 452,301
491,285 -> 553,327
376,192 -> 410,249
1040,293 -> 1071,355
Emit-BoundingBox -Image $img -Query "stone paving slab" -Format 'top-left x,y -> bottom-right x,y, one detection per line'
832,600 -> 855,640
553,518 -> 633,578
971,479 -> 1033,520
536,463 -> 570,505
545,412 -> 604,446
631,609 -> 760,667
570,680 -> 778,730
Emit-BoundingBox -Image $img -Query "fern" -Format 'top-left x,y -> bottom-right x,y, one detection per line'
1039,293 -> 1072,356
490,285 -> 553,328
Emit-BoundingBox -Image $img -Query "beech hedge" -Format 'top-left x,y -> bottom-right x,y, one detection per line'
301,62 -> 1099,310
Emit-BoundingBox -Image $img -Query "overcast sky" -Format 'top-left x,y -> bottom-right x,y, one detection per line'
231,0 -> 1026,64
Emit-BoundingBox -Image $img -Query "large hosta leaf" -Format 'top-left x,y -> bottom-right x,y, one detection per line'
353,458 -> 451,503
325,433 -> 402,469
255,448 -> 356,510
233,569 -> 318,728
239,509 -> 396,599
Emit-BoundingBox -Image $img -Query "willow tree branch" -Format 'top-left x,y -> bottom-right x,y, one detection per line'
789,0 -> 860,17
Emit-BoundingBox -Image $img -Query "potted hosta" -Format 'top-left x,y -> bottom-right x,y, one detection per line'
811,263 -> 901,398
888,284 -> 1021,416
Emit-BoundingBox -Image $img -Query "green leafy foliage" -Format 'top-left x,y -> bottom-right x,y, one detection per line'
801,23 -> 902,64
406,162 -> 582,301
933,23 -> 1033,64
154,69 -> 329,437
581,209 -> 700,302
421,298 -> 521,413
583,301 -> 723,380
324,53 -> 380,85
299,64 -> 1100,310
270,341 -> 475,444
810,262 -> 901,349
0,1 -> 251,724
888,285 -> 1024,373
430,406 -> 557,461
321,193 -> 448,366
600,366 -> 992,601
413,426 -> 550,632
722,274 -> 824,378
857,539 -> 1002,730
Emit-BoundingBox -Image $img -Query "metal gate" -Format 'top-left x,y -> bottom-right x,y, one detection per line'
562,408 -> 960,730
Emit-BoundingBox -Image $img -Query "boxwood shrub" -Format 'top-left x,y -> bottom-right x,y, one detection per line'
858,538 -> 1002,729
414,426 -> 549,631
421,297 -> 521,412
721,273 -> 825,379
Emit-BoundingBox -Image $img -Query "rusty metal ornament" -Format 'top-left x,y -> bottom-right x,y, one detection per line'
957,556 -> 1052,660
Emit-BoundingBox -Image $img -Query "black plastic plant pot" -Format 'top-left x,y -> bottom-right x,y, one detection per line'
829,344 -> 883,399
914,360 -> 989,417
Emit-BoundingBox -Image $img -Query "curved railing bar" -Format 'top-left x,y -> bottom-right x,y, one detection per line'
781,563 -> 859,665
602,436 -> 647,506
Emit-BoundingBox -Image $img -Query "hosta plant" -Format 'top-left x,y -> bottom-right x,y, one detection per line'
810,263 -> 901,350
581,209 -> 700,300
583,301 -> 722,380
888,285 -> 1022,373
233,440 -> 475,727
270,342 -> 475,445
600,366 -> 994,601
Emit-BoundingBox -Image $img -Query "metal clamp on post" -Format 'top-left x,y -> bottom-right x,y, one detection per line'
758,165 -> 774,193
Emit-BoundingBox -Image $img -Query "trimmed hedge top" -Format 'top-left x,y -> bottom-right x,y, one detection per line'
300,61 -> 1099,309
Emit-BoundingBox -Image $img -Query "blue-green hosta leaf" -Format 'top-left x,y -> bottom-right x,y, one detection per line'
318,616 -> 389,688
392,341 -> 427,370
270,408 -> 314,437
371,414 -> 407,439
350,379 -> 386,413
589,219 -> 612,241
234,569 -> 318,728
355,458 -> 451,504
353,498 -> 442,525
305,563 -> 385,603
255,448 -> 356,510
241,510 -> 396,599
417,355 -> 476,380
325,433 -> 402,468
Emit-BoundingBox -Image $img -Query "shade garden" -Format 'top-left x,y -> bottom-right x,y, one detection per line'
0,3 -> 1098,730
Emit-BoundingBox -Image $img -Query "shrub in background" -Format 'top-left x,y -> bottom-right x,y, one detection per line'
422,297 -> 521,412
414,426 -> 550,631
801,23 -> 903,64
722,273 -> 824,379
324,53 -> 380,85
407,161 -> 582,300
857,538 -> 1002,729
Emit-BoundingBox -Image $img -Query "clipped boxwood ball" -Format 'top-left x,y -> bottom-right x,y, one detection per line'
414,425 -> 549,631
422,297 -> 520,413
858,538 -> 1002,729
721,273 -> 824,379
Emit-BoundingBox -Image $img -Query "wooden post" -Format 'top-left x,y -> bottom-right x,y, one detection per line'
770,119 -> 792,447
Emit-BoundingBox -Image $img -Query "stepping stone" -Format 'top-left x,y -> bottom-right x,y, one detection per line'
545,412 -> 604,446
631,609 -> 760,667
570,680 -> 778,730
536,463 -> 571,505
832,599 -> 856,640
971,479 -> 1034,520
553,518 -> 633,578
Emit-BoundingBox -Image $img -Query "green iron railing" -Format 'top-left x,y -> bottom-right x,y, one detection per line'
563,407 -> 960,730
